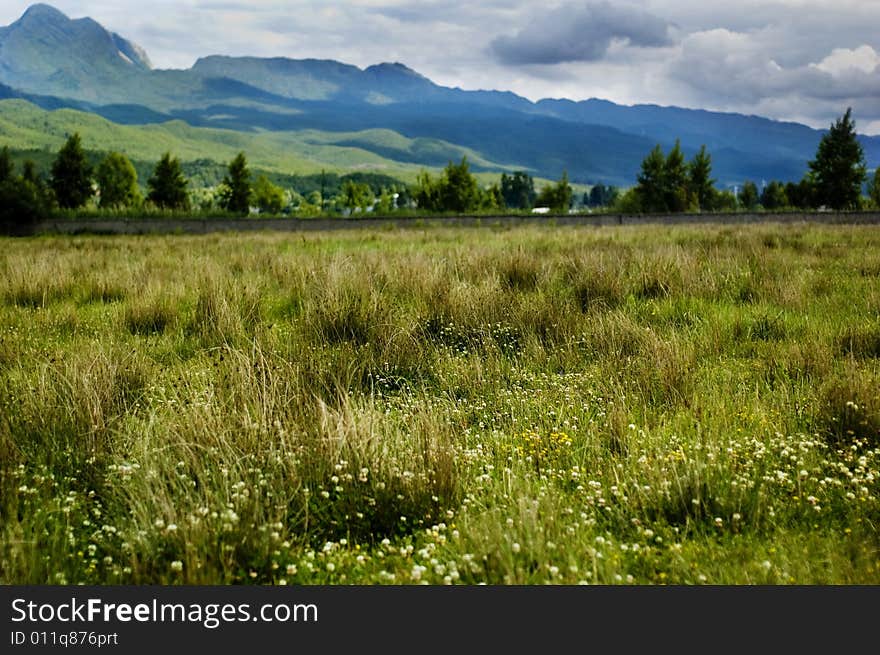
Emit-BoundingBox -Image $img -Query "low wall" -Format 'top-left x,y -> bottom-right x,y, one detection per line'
9,211 -> 880,236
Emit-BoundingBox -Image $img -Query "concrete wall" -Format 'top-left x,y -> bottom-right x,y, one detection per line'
9,211 -> 880,236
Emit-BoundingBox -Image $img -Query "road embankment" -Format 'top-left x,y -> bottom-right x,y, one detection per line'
6,211 -> 880,236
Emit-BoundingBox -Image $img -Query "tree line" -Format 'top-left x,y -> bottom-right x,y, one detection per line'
0,135 -> 415,223
621,108 -> 877,213
2,107 -> 878,227
1,136 -> 194,224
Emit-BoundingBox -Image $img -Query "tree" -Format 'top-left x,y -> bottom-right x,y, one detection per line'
760,181 -> 788,210
688,145 -> 715,211
870,168 -> 880,208
808,108 -> 867,210
633,142 -> 716,213
373,188 -> 396,214
664,140 -> 691,212
21,160 -> 40,186
253,175 -> 285,214
535,171 -> 573,212
218,152 -> 252,214
612,188 -> 643,213
739,181 -> 759,210
0,155 -> 52,229
439,157 -> 480,213
785,178 -> 815,209
480,183 -> 504,211
712,189 -> 738,211
339,180 -> 373,213
413,158 -> 481,213
500,171 -> 536,209
635,145 -> 666,212
50,133 -> 93,209
0,146 -> 12,183
147,153 -> 190,210
0,178 -> 49,228
96,152 -> 140,209
413,170 -> 441,211
587,184 -> 619,208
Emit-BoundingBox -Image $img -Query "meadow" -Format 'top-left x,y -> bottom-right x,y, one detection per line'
1,223 -> 878,585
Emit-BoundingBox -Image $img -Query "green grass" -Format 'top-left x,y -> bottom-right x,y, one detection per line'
1,223 -> 879,585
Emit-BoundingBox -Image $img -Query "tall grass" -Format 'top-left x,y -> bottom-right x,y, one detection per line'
1,224 -> 878,584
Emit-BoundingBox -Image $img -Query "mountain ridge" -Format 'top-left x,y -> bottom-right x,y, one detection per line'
0,4 -> 876,187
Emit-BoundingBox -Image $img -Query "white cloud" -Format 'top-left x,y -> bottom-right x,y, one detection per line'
815,45 -> 880,76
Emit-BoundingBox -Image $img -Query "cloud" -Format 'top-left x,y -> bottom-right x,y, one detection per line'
491,2 -> 673,65
671,29 -> 880,104
660,27 -> 880,132
814,45 -> 880,76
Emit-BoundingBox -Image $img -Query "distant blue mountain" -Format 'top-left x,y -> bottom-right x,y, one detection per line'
1,4 -> 877,187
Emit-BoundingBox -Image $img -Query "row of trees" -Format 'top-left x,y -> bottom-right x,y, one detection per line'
2,133 -> 292,216
413,159 -> 575,213
621,142 -> 718,213
620,108 -> 876,214
0,133 -> 191,217
4,134 -> 413,218
44,134 -> 191,211
747,109 -> 874,211
413,159 -> 502,212
3,108 -> 877,223
407,109 -> 876,216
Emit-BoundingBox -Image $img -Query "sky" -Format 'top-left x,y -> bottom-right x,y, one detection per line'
3,1 -> 879,134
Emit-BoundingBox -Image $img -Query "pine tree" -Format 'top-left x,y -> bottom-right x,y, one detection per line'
50,133 -> 94,209
147,153 -> 190,210
635,145 -> 666,212
664,140 -> 690,212
218,152 -> 252,214
688,145 -> 716,211
808,108 -> 867,210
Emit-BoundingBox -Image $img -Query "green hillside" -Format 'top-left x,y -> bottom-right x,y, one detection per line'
0,99 -> 521,186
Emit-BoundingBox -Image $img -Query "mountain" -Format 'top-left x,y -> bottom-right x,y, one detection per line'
0,4 -> 152,103
0,4 -> 877,188
534,98 -> 880,179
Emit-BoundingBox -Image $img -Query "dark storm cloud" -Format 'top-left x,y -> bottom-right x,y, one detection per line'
491,2 -> 673,65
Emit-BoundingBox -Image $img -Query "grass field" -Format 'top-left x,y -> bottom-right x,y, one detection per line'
1,223 -> 879,585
